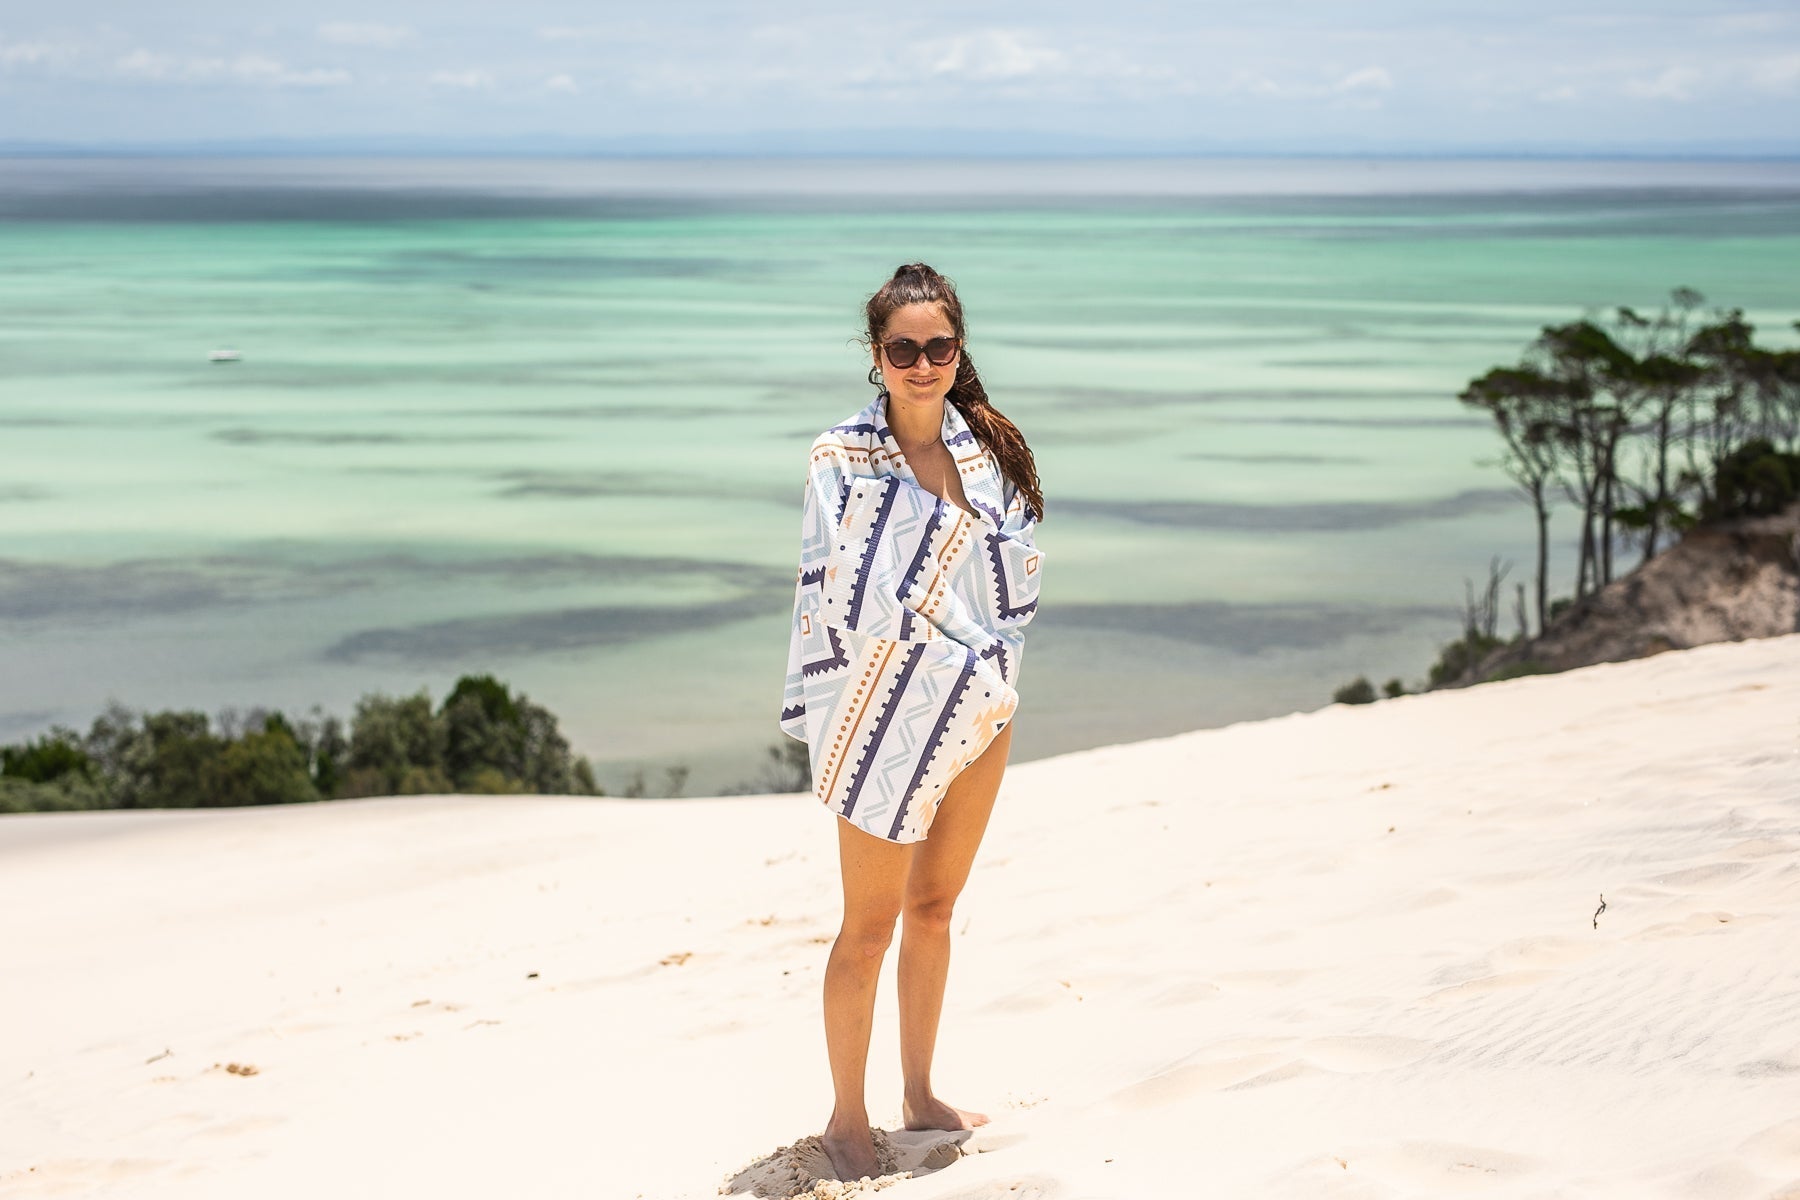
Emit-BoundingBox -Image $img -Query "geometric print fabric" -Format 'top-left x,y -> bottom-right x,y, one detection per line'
779,391 -> 1044,843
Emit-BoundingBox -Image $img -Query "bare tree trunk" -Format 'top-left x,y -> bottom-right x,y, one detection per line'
1533,485 -> 1550,631
1600,462 -> 1616,585
1576,495 -> 1598,599
1644,401 -> 1672,565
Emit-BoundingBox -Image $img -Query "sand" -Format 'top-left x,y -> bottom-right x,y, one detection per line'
3,633 -> 1798,1199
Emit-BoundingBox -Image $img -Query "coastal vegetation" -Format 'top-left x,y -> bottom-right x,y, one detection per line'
1336,290 -> 1800,704
724,739 -> 812,797
0,674 -> 599,813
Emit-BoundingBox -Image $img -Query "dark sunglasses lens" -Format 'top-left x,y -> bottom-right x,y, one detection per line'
925,338 -> 959,365
884,340 -> 921,369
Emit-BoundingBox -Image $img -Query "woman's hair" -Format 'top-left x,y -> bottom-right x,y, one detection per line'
864,262 -> 1046,522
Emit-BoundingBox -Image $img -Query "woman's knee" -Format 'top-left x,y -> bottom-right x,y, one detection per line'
902,892 -> 957,935
836,911 -> 901,962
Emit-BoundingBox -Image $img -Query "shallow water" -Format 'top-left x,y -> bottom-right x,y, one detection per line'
2,156 -> 1797,794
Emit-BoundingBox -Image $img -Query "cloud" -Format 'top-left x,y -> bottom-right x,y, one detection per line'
1622,65 -> 1702,100
1707,12 -> 1794,35
1750,53 -> 1800,94
1224,64 -> 1393,104
1338,65 -> 1393,92
1226,69 -> 1286,97
929,30 -> 1064,81
544,73 -> 578,94
537,26 -> 605,42
114,49 -> 351,87
317,22 -> 414,48
428,68 -> 495,89
0,38 -> 56,67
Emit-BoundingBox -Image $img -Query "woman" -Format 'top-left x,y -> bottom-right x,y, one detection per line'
778,262 -> 1046,1179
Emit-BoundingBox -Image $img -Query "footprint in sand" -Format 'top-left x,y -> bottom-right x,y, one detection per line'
723,1127 -> 971,1197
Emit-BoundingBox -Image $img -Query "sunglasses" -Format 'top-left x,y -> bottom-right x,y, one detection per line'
881,336 -> 961,370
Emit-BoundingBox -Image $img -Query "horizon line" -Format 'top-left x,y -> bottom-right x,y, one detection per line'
5,146 -> 1800,163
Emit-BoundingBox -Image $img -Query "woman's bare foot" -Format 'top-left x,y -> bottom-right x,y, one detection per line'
902,1093 -> 990,1132
820,1119 -> 882,1181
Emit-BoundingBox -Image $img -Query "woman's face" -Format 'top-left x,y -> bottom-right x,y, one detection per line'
874,301 -> 960,412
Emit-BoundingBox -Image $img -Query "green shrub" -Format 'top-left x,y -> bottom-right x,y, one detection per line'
1704,438 -> 1800,521
1332,677 -> 1377,705
0,676 -> 600,813
461,765 -> 520,794
0,772 -> 109,813
200,727 -> 320,807
1486,660 -> 1556,682
441,674 -> 525,790
346,691 -> 445,797
1428,632 -> 1506,688
1,729 -> 95,784
135,711 -> 226,809
398,764 -> 455,795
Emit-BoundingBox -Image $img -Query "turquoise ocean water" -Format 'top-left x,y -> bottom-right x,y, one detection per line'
2,157 -> 1797,794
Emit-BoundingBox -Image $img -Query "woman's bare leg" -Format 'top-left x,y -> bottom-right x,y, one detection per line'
821,815 -> 911,1179
899,719 -> 1012,1131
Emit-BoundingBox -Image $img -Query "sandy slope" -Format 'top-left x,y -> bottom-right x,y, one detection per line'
3,634 -> 1798,1200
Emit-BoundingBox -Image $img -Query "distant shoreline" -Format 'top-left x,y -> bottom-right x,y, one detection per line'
5,154 -> 1799,221
7,148 -> 1800,160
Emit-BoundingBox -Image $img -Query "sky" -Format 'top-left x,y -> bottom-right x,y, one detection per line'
1,1 -> 1797,153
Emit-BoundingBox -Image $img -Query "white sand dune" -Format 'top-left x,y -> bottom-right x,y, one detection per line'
3,634 -> 1798,1199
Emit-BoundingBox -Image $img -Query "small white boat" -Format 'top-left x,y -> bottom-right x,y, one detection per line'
209,349 -> 242,363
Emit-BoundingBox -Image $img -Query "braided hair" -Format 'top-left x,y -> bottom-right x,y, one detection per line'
863,263 -> 1046,522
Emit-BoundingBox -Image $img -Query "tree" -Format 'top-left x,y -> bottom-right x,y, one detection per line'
515,694 -> 581,794
300,710 -> 348,799
82,700 -> 152,808
1,728 -> 95,785
344,691 -> 448,798
1534,320 -> 1639,594
435,674 -> 593,795
201,727 -> 320,807
135,711 -> 226,809
1460,366 -> 1564,633
1704,438 -> 1800,520
440,674 -> 525,791
1608,291 -> 1705,566
1683,311 -> 1761,501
